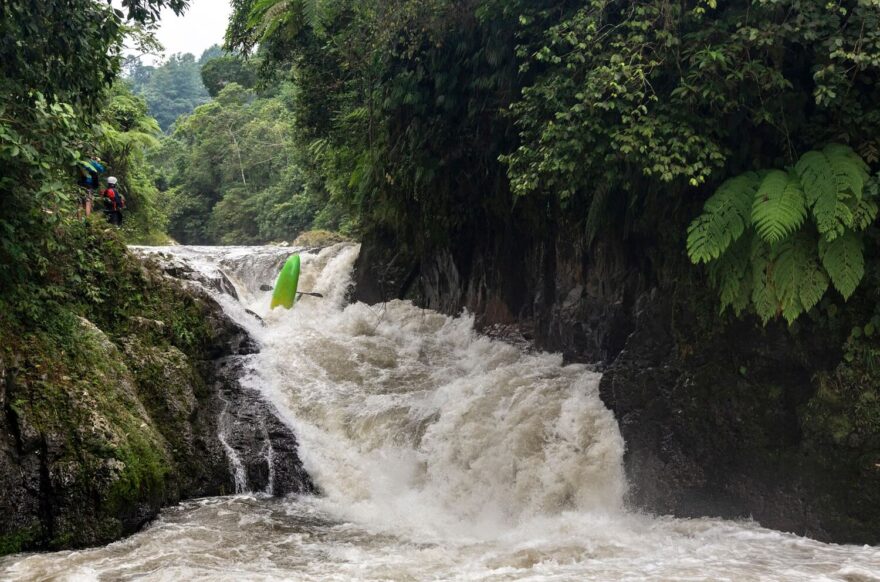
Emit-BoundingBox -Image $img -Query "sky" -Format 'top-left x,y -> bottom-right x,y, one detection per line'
125,0 -> 233,63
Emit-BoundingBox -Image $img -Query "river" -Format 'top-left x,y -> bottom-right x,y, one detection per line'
2,244 -> 879,581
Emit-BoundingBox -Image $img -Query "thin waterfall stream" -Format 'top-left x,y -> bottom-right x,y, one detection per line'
2,244 -> 879,581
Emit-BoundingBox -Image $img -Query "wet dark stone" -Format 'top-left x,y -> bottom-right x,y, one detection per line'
216,357 -> 314,497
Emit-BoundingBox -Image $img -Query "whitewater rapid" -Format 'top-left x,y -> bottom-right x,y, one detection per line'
3,244 -> 879,581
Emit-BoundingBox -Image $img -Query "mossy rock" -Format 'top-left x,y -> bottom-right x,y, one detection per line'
292,229 -> 351,249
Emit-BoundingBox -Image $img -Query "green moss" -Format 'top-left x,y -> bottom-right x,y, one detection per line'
0,221 -> 225,552
104,429 -> 171,514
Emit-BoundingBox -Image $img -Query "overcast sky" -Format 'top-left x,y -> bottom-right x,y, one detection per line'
125,0 -> 233,63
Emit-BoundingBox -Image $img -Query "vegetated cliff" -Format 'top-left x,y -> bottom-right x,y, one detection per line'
0,224 -> 312,555
353,207 -> 880,545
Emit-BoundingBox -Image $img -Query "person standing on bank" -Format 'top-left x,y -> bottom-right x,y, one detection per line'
102,177 -> 126,227
77,158 -> 105,218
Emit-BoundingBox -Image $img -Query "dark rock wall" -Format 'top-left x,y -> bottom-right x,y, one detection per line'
353,219 -> 880,544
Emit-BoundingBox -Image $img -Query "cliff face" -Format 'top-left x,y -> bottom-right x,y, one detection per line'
0,251 -> 312,555
353,219 -> 880,544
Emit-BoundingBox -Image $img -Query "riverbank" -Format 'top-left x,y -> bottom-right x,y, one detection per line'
0,223 -> 311,555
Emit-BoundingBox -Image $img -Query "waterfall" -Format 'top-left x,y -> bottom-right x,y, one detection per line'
146,243 -> 628,535
4,243 -> 878,582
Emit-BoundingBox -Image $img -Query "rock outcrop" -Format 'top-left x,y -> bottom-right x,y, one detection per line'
0,255 -> 312,555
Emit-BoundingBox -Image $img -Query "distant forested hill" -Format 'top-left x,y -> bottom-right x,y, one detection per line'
123,47 -> 216,131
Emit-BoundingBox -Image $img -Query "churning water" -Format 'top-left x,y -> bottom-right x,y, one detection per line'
3,244 -> 879,581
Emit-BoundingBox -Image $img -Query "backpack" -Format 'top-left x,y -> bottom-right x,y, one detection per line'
104,187 -> 118,210
78,168 -> 96,189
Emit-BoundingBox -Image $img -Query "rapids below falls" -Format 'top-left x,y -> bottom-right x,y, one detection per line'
3,243 -> 880,581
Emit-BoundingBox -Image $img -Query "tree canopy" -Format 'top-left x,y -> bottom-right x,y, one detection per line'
157,82 -> 349,244
124,52 -> 211,131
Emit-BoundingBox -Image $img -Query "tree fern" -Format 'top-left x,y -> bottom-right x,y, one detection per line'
687,172 -> 759,263
689,143 -> 874,325
751,170 -> 806,244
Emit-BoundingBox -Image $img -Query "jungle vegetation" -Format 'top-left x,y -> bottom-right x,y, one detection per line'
0,0 -> 187,313
124,50 -> 212,131
227,0 -> 880,329
155,80 -> 352,245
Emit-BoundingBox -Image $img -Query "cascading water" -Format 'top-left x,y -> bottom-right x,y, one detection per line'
3,244 -> 879,581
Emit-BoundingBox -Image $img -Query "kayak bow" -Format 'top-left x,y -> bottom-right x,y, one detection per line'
270,254 -> 301,309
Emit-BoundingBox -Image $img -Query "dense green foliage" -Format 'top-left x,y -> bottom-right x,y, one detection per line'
156,82 -> 350,244
688,145 -> 878,323
0,0 -> 186,308
96,84 -> 170,243
228,0 -> 880,323
200,53 -> 259,97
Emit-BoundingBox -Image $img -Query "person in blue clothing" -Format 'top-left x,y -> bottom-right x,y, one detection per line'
77,158 -> 106,218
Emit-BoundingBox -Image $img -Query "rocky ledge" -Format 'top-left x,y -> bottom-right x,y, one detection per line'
0,252 -> 312,555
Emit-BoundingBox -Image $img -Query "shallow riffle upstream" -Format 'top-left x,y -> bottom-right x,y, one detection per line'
3,244 -> 879,581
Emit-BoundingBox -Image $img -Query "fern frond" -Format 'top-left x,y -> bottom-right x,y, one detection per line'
773,233 -> 828,324
302,0 -> 332,34
796,150 -> 836,208
819,231 -> 864,300
824,145 -> 866,200
851,195 -> 879,230
823,144 -> 870,173
249,0 -> 290,26
798,257 -> 829,315
797,146 -> 869,240
750,238 -> 779,324
708,233 -> 752,316
751,170 -> 806,244
687,172 -> 759,264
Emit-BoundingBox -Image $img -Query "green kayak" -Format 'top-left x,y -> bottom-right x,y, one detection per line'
271,254 -> 301,309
